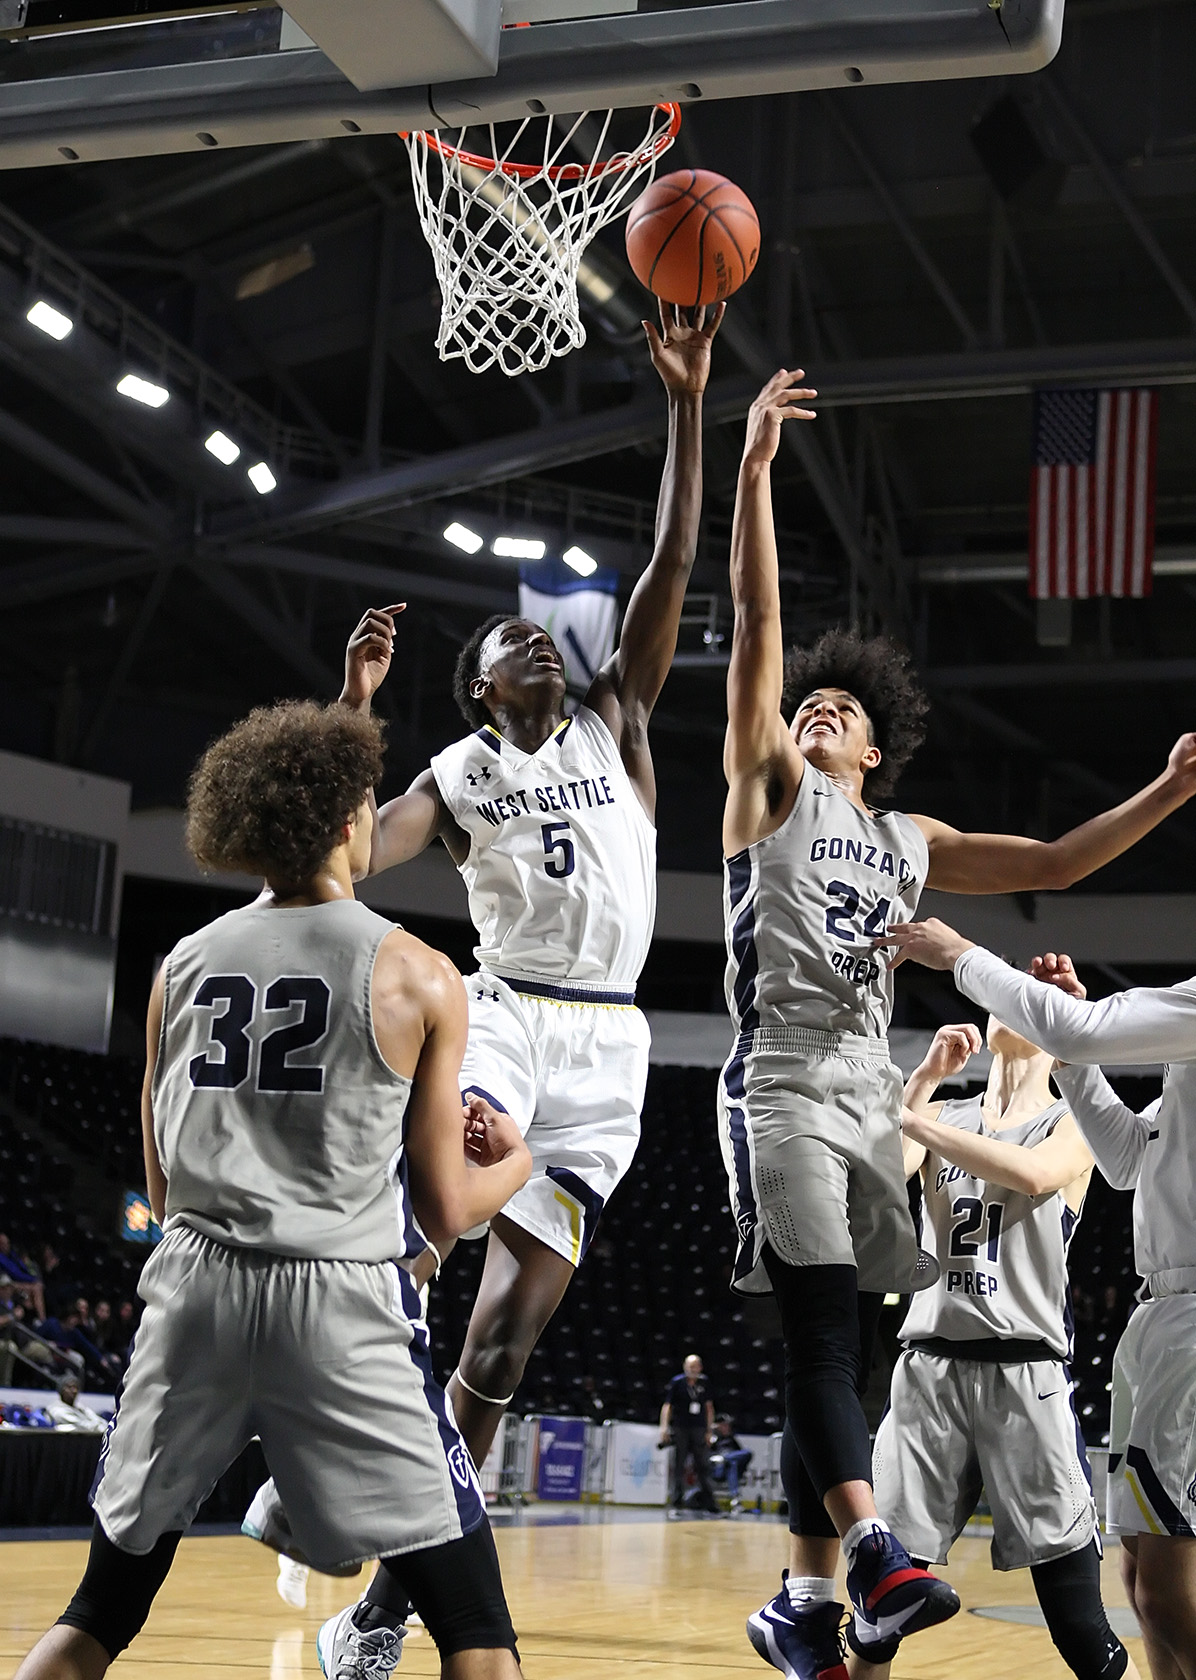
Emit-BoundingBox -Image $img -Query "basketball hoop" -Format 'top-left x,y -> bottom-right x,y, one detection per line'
403,104 -> 682,378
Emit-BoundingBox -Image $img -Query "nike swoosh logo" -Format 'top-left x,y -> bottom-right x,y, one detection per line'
1037,1391 -> 1058,1400
812,790 -> 832,797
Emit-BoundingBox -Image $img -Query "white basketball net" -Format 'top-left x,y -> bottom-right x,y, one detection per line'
403,105 -> 681,378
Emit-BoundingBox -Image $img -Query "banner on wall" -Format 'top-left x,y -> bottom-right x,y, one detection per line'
607,1421 -> 669,1505
536,1416 -> 587,1501
518,559 -> 619,693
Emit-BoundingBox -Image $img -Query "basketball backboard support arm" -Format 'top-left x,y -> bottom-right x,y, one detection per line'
0,0 -> 1064,170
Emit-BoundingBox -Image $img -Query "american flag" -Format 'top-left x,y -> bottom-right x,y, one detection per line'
1029,388 -> 1158,599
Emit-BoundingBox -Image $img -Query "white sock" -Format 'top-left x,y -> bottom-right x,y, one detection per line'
842,1517 -> 890,1567
785,1575 -> 837,1610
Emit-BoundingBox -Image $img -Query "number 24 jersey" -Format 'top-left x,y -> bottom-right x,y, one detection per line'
724,762 -> 928,1040
430,706 -> 656,989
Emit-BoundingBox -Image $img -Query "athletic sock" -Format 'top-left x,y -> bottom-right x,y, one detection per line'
785,1575 -> 837,1610
841,1517 -> 891,1569
352,1601 -> 407,1635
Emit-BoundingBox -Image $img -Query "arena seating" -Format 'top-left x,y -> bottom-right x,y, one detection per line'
0,1039 -> 1142,1441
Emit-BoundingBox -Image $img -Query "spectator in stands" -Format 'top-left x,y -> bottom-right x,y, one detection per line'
709,1414 -> 753,1510
74,1298 -> 97,1340
47,1376 -> 108,1434
92,1300 -> 119,1355
0,1290 -> 67,1386
35,1307 -> 118,1387
661,1354 -> 719,1515
115,1299 -> 138,1354
0,1234 -> 46,1320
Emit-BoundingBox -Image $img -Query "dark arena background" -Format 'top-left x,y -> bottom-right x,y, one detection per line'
0,2 -> 1194,1676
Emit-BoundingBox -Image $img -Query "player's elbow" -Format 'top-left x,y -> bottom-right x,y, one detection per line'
1037,846 -> 1085,891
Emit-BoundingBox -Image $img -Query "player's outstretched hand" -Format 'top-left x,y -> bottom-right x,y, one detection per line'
341,603 -> 405,711
1165,732 -> 1196,798
875,917 -> 975,971
643,299 -> 725,398
1029,951 -> 1088,1001
741,368 -> 817,468
920,1022 -> 982,1082
463,1094 -> 532,1180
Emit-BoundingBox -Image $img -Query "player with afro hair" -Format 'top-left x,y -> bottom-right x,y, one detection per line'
721,368 -> 1196,1680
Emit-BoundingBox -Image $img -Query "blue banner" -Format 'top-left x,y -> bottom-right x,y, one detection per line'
536,1416 -> 587,1501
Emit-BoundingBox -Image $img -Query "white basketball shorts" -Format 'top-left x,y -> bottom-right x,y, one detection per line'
1107,1293 -> 1196,1538
873,1348 -> 1097,1570
716,1026 -> 918,1296
91,1225 -> 485,1570
459,968 -> 650,1267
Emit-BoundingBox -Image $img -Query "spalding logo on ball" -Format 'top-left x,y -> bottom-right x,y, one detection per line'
625,169 -> 760,308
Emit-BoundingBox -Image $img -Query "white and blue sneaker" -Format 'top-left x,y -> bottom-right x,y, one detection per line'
747,1580 -> 849,1680
317,1605 -> 406,1679
845,1524 -> 959,1649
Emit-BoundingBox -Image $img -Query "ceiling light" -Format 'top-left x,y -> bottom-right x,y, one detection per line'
117,372 -> 169,408
563,545 -> 598,577
492,536 -> 546,560
26,299 -> 73,340
204,430 -> 240,465
444,521 -> 483,554
247,461 -> 277,494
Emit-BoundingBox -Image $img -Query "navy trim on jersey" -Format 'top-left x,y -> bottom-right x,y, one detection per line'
1066,1375 -> 1094,1491
723,1032 -> 759,1287
475,728 -> 502,755
510,976 -> 635,1007
1126,1444 -> 1196,1537
461,1082 -> 509,1114
726,851 -> 760,1035
545,1165 -> 605,1261
396,1268 -> 486,1536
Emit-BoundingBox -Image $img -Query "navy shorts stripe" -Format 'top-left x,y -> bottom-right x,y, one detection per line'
1126,1444 -> 1196,1537
396,1269 -> 486,1537
545,1165 -> 605,1261
721,1034 -> 758,1285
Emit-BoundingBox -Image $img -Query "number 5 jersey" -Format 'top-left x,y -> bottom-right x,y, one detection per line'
723,762 -> 927,1039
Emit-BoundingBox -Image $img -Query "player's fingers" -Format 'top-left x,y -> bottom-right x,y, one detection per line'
704,300 -> 726,336
693,303 -> 706,331
642,319 -> 664,355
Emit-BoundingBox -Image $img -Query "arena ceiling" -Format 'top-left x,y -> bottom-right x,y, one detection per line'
0,0 -> 1194,892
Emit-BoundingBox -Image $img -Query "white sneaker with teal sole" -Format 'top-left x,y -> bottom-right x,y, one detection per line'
317,1606 -> 406,1679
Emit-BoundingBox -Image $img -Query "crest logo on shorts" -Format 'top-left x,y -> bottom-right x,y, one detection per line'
736,1209 -> 756,1240
449,1442 -> 478,1492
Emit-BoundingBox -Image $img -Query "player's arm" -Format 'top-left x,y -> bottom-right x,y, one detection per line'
395,949 -> 531,1239
659,1398 -> 671,1441
141,964 -> 168,1226
587,305 -> 722,763
1051,1066 -> 1156,1191
900,1108 -> 1093,1198
912,732 -> 1196,893
722,371 -> 818,853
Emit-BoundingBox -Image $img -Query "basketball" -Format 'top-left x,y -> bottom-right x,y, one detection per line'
624,169 -> 760,307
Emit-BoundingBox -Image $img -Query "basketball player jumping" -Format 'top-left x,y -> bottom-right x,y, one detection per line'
852,1018 -> 1139,1680
720,367 -> 1196,1680
14,701 -> 532,1680
877,920 -> 1196,1680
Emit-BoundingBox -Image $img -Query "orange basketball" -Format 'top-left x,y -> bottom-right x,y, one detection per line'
624,169 -> 760,307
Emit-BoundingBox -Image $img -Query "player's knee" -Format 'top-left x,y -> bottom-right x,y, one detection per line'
1130,1569 -> 1191,1650
461,1310 -> 538,1394
56,1523 -> 181,1660
379,1524 -> 517,1660
1032,1545 -> 1129,1680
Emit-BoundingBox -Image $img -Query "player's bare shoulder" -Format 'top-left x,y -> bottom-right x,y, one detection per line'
371,927 -> 466,1075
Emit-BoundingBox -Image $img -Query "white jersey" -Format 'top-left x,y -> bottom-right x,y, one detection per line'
153,898 -> 421,1264
430,705 -> 656,991
724,763 -> 929,1038
955,948 -> 1196,1295
901,1095 -> 1082,1358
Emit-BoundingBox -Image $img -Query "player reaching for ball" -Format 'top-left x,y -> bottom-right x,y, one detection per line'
719,367 -> 1196,1680
851,1017 -> 1139,1680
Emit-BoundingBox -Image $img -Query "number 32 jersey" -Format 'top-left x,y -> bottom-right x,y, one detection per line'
430,706 -> 656,989
724,763 -> 928,1039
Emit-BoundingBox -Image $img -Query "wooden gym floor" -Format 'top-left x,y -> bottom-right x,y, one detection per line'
3,1513 -> 1145,1678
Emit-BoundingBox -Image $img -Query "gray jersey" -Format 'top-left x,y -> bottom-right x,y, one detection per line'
153,898 -> 420,1263
724,764 -> 928,1038
901,1095 -> 1082,1358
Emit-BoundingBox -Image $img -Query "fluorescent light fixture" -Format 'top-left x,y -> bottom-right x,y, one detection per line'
26,299 -> 73,340
247,461 -> 278,494
204,430 -> 240,465
492,536 -> 546,560
563,545 -> 598,577
117,372 -> 169,408
444,521 -> 484,554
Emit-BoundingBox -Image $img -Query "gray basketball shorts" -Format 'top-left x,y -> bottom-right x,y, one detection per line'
873,1348 -> 1098,1570
1106,1293 -> 1196,1537
717,1025 -> 918,1295
91,1225 -> 485,1570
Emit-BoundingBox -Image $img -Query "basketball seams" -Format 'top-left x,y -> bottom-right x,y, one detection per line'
626,167 -> 759,307
645,198 -> 706,301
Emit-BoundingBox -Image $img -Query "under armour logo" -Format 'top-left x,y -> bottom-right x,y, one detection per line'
466,767 -> 493,787
476,988 -> 499,1003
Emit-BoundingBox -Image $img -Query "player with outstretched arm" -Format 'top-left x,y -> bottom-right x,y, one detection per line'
719,365 -> 1196,1680
877,916 -> 1196,1680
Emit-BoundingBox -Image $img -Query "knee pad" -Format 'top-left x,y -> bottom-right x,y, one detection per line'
1031,1543 -> 1129,1680
379,1522 -> 517,1659
57,1522 -> 181,1660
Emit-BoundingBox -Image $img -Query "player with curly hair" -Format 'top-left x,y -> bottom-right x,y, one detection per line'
723,370 -> 1196,1680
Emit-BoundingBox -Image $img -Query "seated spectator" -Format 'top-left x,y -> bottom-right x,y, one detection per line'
115,1298 -> 138,1353
92,1299 -> 118,1353
0,1292 -> 69,1385
708,1414 -> 753,1509
73,1297 -> 97,1340
47,1376 -> 109,1434
35,1308 -> 118,1387
0,1234 -> 46,1320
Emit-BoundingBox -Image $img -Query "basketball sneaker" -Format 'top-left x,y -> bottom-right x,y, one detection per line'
317,1605 -> 406,1679
845,1525 -> 959,1648
746,1580 -> 848,1680
276,1555 -> 310,1610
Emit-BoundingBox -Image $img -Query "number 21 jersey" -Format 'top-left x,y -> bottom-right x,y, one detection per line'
724,763 -> 928,1039
430,706 -> 656,988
